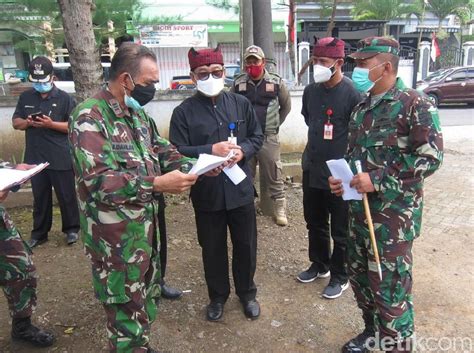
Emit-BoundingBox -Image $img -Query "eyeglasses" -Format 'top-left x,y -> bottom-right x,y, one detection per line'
193,69 -> 224,81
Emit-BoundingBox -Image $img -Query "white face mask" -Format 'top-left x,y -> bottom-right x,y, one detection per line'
312,64 -> 336,83
196,76 -> 224,97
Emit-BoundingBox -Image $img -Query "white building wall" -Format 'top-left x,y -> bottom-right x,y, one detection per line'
151,42 -> 292,89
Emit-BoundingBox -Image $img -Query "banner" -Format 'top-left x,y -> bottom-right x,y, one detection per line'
139,24 -> 208,48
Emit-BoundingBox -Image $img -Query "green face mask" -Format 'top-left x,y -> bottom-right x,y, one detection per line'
352,62 -> 386,93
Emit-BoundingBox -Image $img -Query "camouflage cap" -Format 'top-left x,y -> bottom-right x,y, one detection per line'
348,36 -> 400,60
244,45 -> 265,60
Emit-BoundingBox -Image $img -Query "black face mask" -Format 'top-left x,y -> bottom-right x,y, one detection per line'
127,74 -> 156,107
131,82 -> 156,106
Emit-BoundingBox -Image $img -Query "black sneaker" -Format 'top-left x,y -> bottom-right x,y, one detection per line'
297,265 -> 330,283
322,280 -> 349,299
66,232 -> 79,245
341,327 -> 375,353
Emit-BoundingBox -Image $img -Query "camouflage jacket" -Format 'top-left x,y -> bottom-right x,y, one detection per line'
232,70 -> 291,135
69,89 -> 193,265
347,78 -> 444,239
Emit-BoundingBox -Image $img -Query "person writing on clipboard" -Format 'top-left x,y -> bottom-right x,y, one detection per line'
0,160 -> 55,347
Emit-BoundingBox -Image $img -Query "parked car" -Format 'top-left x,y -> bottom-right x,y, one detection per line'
53,62 -> 111,93
170,75 -> 195,90
416,66 -> 474,106
224,64 -> 241,87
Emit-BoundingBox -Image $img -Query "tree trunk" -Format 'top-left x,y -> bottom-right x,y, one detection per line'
240,0 -> 254,67
253,0 -> 276,73
57,0 -> 103,102
325,0 -> 338,37
288,0 -> 296,77
252,0 -> 276,216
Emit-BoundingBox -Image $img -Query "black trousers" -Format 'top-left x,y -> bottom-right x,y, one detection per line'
30,169 -> 80,240
303,172 -> 349,283
194,203 -> 257,303
157,206 -> 167,281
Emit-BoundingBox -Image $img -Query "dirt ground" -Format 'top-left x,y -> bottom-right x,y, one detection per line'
1,147 -> 473,353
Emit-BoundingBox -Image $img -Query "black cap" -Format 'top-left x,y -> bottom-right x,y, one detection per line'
28,56 -> 53,83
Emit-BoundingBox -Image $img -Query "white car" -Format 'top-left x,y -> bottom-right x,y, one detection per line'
52,62 -> 111,93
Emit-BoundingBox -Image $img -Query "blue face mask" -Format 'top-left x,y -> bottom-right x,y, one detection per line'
123,73 -> 156,111
33,82 -> 53,93
352,62 -> 386,93
124,94 -> 142,111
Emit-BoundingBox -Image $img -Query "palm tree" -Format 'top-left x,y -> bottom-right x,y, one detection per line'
352,0 -> 420,36
425,0 -> 471,31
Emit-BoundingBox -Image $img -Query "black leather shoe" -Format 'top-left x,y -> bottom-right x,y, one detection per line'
11,317 -> 55,347
66,232 -> 79,245
27,238 -> 48,248
242,299 -> 260,320
206,301 -> 224,321
161,284 -> 183,300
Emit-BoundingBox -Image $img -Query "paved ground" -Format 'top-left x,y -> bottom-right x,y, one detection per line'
437,106 -> 474,126
0,125 -> 472,353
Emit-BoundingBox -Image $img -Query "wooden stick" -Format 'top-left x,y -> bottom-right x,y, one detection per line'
355,161 -> 383,281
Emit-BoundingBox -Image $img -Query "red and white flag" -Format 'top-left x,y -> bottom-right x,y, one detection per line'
431,32 -> 441,62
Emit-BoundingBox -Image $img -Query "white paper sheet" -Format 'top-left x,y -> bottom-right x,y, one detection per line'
326,159 -> 362,201
188,151 -> 234,176
223,164 -> 246,185
0,163 -> 49,191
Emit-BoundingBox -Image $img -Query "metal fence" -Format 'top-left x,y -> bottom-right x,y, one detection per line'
435,45 -> 463,70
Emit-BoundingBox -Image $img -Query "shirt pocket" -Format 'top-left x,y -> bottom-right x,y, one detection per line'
115,150 -> 142,170
365,118 -> 399,169
347,120 -> 360,153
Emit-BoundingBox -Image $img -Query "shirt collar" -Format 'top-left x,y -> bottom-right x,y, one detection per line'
362,77 -> 404,110
195,90 -> 224,104
100,87 -> 130,118
247,69 -> 269,86
380,77 -> 405,101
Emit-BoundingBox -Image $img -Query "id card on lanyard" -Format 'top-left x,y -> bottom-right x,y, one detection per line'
323,108 -> 334,140
228,122 -> 237,144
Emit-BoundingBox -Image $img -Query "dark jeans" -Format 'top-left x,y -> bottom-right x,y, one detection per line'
31,169 -> 80,240
303,172 -> 349,283
194,203 -> 257,303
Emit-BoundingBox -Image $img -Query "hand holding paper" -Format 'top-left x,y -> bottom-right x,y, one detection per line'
188,151 -> 235,176
188,151 -> 247,185
0,163 -> 49,192
326,159 -> 362,201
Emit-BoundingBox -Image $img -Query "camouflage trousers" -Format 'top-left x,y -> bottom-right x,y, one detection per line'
348,205 -> 414,341
91,239 -> 161,352
0,214 -> 38,319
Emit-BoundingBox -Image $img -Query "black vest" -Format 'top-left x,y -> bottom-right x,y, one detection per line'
234,78 -> 280,134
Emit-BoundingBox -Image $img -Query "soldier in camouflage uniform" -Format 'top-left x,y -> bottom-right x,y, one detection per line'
329,37 -> 443,352
0,161 -> 55,347
69,43 -> 200,353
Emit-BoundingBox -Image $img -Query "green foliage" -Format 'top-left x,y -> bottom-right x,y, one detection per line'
352,0 -> 421,21
319,0 -> 336,19
205,0 -> 239,13
0,0 -> 178,56
426,0 -> 471,26
462,34 -> 474,43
